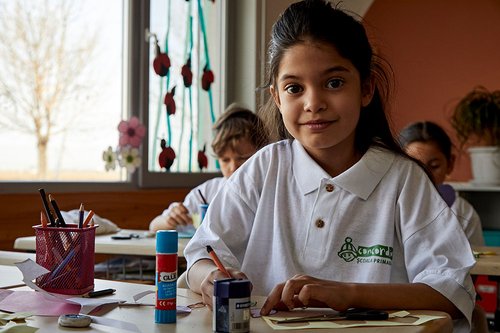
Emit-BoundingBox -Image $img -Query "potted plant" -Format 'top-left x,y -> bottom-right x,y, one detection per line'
450,86 -> 500,185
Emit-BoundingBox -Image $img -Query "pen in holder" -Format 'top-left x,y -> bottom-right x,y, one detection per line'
33,224 -> 97,295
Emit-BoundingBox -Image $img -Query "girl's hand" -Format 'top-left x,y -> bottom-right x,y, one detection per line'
200,268 -> 249,309
166,203 -> 192,228
260,274 -> 353,315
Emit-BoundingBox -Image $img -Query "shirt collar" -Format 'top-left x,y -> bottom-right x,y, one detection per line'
292,141 -> 395,200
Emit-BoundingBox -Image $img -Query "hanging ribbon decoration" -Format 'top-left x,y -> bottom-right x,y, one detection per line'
197,0 -> 215,123
196,0 -> 215,171
186,13 -> 194,172
151,0 -> 176,171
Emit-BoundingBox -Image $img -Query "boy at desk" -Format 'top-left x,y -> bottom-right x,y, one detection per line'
149,103 -> 269,233
184,1 -> 476,332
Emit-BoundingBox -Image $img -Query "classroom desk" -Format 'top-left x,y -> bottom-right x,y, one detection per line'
1,274 -> 453,333
471,246 -> 500,276
13,229 -> 190,257
0,264 -> 24,289
472,246 -> 500,330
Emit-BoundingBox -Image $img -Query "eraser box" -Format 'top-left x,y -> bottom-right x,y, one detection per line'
34,224 -> 97,295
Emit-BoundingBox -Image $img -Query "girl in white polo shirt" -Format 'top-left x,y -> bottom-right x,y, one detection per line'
399,121 -> 484,246
184,1 -> 476,331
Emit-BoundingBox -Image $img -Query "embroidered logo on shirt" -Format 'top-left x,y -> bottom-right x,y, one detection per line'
338,237 -> 393,265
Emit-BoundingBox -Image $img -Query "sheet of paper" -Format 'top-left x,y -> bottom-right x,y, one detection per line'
262,310 -> 447,330
0,320 -> 38,333
0,291 -> 80,316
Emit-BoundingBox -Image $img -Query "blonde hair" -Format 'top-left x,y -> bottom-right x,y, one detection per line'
212,103 -> 269,156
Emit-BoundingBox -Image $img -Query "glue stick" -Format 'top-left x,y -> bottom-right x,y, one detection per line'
155,230 -> 178,323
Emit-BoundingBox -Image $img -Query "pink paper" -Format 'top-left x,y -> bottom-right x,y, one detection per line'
0,290 -> 80,316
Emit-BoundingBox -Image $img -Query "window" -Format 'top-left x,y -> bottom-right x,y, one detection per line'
0,0 -> 127,183
0,0 -> 227,192
141,0 -> 226,187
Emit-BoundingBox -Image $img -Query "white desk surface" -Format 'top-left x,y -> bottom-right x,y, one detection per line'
1,276 -> 452,333
471,246 -> 500,276
13,229 -> 190,257
0,264 -> 24,288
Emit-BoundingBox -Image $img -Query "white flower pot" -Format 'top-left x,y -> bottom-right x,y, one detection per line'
468,146 -> 500,185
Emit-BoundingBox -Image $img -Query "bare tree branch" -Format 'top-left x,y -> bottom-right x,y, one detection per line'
0,0 -> 100,177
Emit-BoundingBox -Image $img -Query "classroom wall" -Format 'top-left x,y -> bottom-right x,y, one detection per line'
0,189 -> 189,251
363,0 -> 500,181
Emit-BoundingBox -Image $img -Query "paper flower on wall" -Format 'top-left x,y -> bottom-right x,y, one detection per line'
118,146 -> 142,173
197,144 -> 208,171
201,65 -> 214,91
164,87 -> 176,116
103,146 -> 118,171
159,139 -> 176,171
181,58 -> 193,87
118,116 -> 146,148
153,40 -> 171,77
103,116 -> 146,173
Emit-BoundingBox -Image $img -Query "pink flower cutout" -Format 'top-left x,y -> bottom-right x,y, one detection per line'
118,116 -> 146,148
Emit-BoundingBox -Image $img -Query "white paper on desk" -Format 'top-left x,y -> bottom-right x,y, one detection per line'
0,320 -> 38,333
0,312 -> 37,333
0,311 -> 34,333
90,316 -> 140,333
13,259 -> 50,294
262,310 -> 447,330
67,297 -> 126,315
132,290 -> 154,304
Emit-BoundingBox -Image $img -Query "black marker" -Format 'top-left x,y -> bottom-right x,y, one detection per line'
38,188 -> 56,227
83,288 -> 116,298
49,194 -> 67,227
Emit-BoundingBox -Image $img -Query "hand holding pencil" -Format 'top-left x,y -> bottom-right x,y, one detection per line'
196,246 -> 250,309
206,245 -> 232,278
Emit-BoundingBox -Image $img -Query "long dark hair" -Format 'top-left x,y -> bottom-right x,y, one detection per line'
259,0 -> 403,156
399,121 -> 454,163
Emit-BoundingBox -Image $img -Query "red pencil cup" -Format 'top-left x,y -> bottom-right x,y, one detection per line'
33,224 -> 97,295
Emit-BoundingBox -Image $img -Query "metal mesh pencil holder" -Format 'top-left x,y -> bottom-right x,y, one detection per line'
34,224 -> 97,295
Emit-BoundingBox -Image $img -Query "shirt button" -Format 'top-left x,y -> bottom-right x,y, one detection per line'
325,184 -> 334,192
315,219 -> 325,228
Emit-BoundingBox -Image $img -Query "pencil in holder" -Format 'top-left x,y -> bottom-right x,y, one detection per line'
33,224 -> 97,295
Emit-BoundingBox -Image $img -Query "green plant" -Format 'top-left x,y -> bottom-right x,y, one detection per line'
451,86 -> 500,147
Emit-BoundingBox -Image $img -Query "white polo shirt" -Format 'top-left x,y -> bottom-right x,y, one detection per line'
452,196 -> 484,246
162,177 -> 225,233
184,139 -> 476,329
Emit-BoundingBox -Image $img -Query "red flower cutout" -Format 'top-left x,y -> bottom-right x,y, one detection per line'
197,144 -> 208,171
153,41 -> 171,77
164,86 -> 176,116
158,139 -> 176,171
181,58 -> 193,87
201,65 -> 214,91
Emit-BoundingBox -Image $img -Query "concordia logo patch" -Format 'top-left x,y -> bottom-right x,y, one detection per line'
338,237 -> 393,265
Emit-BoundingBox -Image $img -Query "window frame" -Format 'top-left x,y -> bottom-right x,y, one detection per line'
0,0 -> 229,193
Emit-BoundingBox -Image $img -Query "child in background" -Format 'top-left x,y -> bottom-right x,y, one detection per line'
399,121 -> 484,246
184,1 -> 476,331
149,103 -> 268,233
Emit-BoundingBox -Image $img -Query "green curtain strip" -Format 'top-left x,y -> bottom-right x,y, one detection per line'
197,0 -> 215,124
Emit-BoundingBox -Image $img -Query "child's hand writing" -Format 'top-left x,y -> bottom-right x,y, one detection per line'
200,267 -> 249,310
260,274 -> 352,316
165,203 -> 192,229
